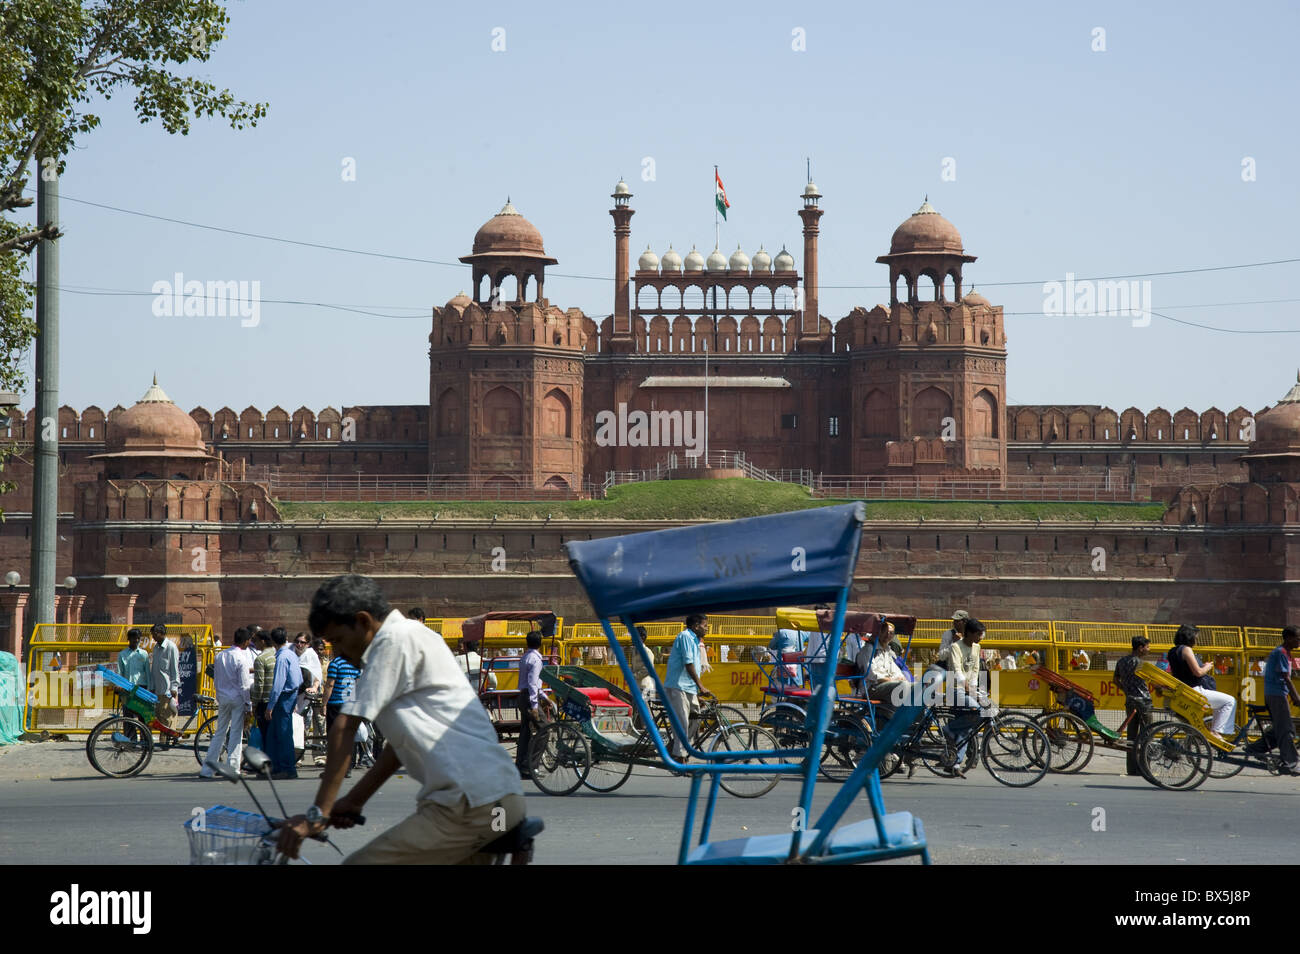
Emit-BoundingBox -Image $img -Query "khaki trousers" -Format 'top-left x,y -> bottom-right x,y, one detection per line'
342,793 -> 525,865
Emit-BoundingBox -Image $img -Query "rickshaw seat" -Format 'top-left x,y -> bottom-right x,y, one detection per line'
761,686 -> 811,698
575,687 -> 631,710
685,813 -> 925,865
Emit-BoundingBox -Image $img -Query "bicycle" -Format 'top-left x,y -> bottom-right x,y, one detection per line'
885,703 -> 1051,787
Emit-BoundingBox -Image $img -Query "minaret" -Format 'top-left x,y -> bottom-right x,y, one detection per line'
609,179 -> 635,351
796,175 -> 823,349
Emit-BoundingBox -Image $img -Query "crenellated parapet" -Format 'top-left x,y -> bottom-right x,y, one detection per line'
2,403 -> 428,444
1008,405 -> 1259,444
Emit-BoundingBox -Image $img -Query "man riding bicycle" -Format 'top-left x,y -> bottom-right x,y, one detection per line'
276,575 -> 524,863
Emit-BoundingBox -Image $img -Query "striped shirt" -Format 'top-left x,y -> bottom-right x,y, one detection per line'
327,656 -> 361,705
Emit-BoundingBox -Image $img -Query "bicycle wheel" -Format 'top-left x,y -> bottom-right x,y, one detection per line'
1137,721 -> 1211,791
708,722 -> 782,798
528,722 -> 590,796
582,752 -> 634,793
193,714 -> 218,766
87,716 -> 154,778
708,705 -> 750,731
981,714 -> 1051,787
916,709 -> 965,777
1206,725 -> 1247,779
819,715 -> 871,782
757,705 -> 808,753
1034,711 -> 1094,774
870,715 -> 904,780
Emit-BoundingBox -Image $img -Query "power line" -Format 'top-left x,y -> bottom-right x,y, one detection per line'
29,186 -> 1300,290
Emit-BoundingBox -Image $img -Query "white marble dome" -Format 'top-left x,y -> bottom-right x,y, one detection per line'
660,245 -> 683,272
728,244 -> 750,272
751,245 -> 772,273
773,246 -> 796,271
683,245 -> 706,271
637,245 -> 659,271
706,247 -> 728,272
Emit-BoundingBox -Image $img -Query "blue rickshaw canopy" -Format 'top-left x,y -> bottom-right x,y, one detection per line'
565,502 -> 865,622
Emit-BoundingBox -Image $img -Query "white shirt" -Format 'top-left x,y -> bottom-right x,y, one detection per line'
343,611 -> 522,808
213,646 -> 255,706
298,647 -> 323,686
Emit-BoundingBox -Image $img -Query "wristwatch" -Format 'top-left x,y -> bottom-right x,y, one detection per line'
305,805 -> 325,825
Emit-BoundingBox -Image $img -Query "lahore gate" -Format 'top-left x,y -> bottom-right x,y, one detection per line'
3,178 -> 1300,643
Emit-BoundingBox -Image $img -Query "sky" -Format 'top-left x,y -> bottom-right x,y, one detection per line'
17,0 -> 1300,418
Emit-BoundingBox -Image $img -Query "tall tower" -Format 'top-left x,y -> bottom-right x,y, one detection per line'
609,179 -> 635,352
851,199 -> 1007,477
795,178 -> 824,350
429,202 -> 587,490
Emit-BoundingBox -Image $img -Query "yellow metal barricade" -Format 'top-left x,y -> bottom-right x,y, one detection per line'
25,623 -> 215,734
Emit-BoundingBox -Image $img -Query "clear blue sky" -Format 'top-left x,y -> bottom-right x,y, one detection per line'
22,0 -> 1300,418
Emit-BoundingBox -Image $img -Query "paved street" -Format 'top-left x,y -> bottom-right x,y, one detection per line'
1,739 -> 1296,865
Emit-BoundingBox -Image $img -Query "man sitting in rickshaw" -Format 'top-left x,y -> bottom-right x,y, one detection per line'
856,621 -> 909,728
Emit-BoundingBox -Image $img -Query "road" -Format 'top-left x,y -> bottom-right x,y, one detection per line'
0,739 -> 1295,865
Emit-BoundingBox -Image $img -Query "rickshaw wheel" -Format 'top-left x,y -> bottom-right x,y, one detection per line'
818,715 -> 870,782
1137,721 -> 1211,791
193,714 -> 219,766
1033,710 -> 1094,773
582,754 -> 634,793
1205,723 -> 1245,779
529,722 -> 590,796
757,705 -> 808,752
87,716 -> 154,778
981,714 -> 1051,787
708,722 -> 782,798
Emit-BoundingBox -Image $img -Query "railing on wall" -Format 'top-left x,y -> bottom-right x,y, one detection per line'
267,473 -> 592,502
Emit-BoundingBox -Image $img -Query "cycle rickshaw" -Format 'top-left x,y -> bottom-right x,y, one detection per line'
528,664 -> 779,798
458,610 -> 562,741
566,502 -> 931,865
757,607 -> 917,780
1133,661 -> 1289,790
87,664 -> 219,777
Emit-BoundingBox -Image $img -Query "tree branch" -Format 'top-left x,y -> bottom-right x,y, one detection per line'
0,224 -> 62,255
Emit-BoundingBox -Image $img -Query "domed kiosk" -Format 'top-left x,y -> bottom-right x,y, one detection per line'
1241,373 -> 1300,483
876,198 -> 976,304
91,377 -> 216,480
459,199 -> 559,305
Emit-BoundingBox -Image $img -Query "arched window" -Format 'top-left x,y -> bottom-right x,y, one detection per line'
541,389 -> 571,438
912,387 -> 953,438
972,389 -> 998,439
863,390 -> 892,437
437,388 -> 463,436
482,387 -> 523,436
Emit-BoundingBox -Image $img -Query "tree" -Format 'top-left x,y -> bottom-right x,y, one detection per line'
0,0 -> 268,393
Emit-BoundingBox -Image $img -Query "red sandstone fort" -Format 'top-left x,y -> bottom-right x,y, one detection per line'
2,180 -> 1298,643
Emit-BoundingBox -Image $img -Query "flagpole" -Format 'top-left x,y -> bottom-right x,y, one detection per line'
709,164 -> 716,466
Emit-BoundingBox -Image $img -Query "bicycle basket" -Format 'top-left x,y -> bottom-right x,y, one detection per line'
183,805 -> 274,865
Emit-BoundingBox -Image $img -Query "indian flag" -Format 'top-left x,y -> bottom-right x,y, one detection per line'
715,169 -> 730,220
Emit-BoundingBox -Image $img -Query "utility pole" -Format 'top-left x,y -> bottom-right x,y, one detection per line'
29,169 -> 59,647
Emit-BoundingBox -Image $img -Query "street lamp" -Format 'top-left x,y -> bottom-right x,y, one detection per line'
115,576 -> 129,590
60,576 -> 76,590
4,571 -> 19,588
